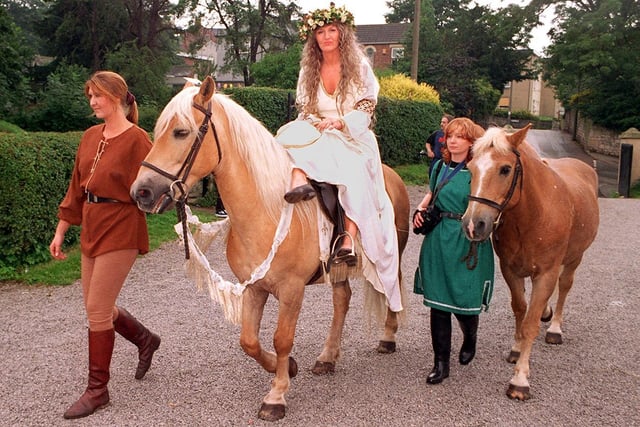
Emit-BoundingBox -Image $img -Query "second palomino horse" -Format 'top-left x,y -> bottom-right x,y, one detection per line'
461,124 -> 599,400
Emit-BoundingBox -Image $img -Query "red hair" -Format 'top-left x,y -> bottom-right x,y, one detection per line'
441,118 -> 485,163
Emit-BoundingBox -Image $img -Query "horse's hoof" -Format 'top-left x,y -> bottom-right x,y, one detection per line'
506,383 -> 531,401
540,307 -> 553,322
311,360 -> 335,375
506,350 -> 520,364
258,403 -> 286,421
545,332 -> 563,344
376,340 -> 396,354
288,356 -> 298,378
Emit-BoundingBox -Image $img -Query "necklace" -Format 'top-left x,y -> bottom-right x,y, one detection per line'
86,138 -> 109,191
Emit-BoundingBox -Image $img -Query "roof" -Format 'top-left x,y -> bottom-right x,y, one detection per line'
356,23 -> 411,45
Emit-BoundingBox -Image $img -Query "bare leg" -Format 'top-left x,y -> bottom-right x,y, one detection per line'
332,216 -> 358,266
340,217 -> 357,250
289,168 -> 307,188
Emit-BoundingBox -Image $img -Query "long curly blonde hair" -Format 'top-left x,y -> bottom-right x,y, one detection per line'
297,22 -> 366,117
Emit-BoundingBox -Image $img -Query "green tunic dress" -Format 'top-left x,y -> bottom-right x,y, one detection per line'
413,160 -> 495,315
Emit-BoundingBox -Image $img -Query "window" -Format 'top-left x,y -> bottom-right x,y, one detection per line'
365,46 -> 376,64
391,47 -> 404,59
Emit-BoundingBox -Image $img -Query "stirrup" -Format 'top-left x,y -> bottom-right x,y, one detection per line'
330,232 -> 357,266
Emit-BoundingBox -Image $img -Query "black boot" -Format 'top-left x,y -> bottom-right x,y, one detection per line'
113,307 -> 161,380
63,329 -> 114,419
456,314 -> 479,365
427,308 -> 451,385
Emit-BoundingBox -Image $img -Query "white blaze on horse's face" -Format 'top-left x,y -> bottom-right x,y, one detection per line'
464,151 -> 499,240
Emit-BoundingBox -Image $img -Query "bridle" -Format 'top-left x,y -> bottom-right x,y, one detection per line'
467,149 -> 523,230
141,102 -> 222,202
140,101 -> 222,259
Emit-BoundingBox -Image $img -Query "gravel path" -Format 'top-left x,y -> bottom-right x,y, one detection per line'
2,191 -> 639,427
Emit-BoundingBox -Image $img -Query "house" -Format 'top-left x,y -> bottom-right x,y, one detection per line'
167,28 -> 247,90
497,55 -> 562,119
356,23 -> 411,70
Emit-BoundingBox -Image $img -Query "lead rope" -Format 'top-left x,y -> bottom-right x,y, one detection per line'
177,200 -> 190,259
461,241 -> 479,270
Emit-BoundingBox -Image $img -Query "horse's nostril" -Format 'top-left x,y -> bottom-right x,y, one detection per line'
135,188 -> 151,201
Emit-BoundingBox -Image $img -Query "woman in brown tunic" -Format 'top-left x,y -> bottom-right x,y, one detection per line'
49,71 -> 160,419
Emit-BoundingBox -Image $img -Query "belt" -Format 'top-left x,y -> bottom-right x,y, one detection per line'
86,192 -> 120,204
440,211 -> 463,221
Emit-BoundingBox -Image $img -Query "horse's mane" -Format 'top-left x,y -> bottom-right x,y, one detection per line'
473,126 -> 512,157
155,87 -> 294,223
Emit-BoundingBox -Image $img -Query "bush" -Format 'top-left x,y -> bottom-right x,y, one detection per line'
375,96 -> 443,166
0,120 -> 26,134
379,74 -> 440,104
223,86 -> 293,134
0,132 -> 81,278
16,63 -> 96,132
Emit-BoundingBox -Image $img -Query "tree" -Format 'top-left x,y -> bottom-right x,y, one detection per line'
104,41 -> 173,107
250,43 -> 301,89
1,0 -> 48,51
387,0 -> 540,119
18,62 -> 95,131
184,0 -> 301,86
543,0 -> 640,130
0,6 -> 34,120
38,0 -> 179,71
38,0 -> 130,70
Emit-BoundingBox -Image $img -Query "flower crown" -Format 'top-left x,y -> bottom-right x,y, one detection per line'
298,2 -> 355,41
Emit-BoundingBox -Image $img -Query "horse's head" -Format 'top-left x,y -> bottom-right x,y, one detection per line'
462,123 -> 531,241
131,76 -> 222,213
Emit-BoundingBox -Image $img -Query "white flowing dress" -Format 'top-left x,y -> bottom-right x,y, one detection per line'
276,59 -> 402,312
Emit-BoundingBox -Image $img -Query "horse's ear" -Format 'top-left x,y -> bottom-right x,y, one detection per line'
193,76 -> 215,105
507,123 -> 533,148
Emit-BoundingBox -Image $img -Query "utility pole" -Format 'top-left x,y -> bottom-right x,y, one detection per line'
411,0 -> 421,81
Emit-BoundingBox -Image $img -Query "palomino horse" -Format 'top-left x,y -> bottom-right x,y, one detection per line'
130,76 -> 409,421
461,124 -> 599,400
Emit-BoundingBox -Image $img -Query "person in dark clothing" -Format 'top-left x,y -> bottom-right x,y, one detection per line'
425,114 -> 453,175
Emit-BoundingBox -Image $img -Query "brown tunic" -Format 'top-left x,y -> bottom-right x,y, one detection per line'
58,124 -> 152,257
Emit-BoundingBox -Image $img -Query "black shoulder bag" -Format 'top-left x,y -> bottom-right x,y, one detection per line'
413,161 -> 465,235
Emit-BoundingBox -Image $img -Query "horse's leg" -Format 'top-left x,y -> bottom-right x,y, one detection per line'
546,263 -> 578,344
239,287 -> 273,370
312,279 -> 352,375
502,268 -> 526,364
377,269 -> 403,354
377,309 -> 399,353
258,283 -> 305,421
507,269 -> 560,401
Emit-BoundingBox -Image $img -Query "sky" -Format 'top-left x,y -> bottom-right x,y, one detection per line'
295,0 -> 552,54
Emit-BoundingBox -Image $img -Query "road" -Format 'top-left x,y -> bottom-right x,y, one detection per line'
1,129 -> 636,427
523,129 -> 618,197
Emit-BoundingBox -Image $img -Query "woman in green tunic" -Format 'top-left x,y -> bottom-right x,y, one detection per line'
413,117 -> 494,385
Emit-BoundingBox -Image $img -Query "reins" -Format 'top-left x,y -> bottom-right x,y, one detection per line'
140,101 -> 223,259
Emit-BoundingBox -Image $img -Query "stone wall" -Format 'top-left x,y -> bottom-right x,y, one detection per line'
562,110 -> 620,156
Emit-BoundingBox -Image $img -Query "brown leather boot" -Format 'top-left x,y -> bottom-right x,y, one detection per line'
113,307 -> 161,380
63,329 -> 114,419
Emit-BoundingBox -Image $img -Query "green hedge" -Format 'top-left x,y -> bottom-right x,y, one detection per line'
223,86 -> 294,134
376,96 -> 443,166
0,132 -> 81,278
223,87 -> 443,166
